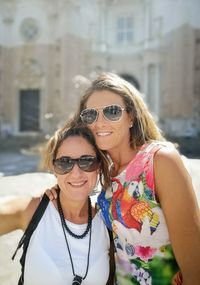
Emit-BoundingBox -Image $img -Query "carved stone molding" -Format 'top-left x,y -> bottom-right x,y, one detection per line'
20,18 -> 40,42
16,59 -> 44,89
2,0 -> 15,24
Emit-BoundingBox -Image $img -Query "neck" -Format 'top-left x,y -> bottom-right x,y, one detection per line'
57,192 -> 89,224
110,147 -> 139,176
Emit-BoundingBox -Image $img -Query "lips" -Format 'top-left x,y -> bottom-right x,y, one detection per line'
68,181 -> 87,187
96,131 -> 112,137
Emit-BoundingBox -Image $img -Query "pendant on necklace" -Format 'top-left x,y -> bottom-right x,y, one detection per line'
72,275 -> 83,285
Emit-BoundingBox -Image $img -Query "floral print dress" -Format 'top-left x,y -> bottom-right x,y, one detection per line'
98,142 -> 180,285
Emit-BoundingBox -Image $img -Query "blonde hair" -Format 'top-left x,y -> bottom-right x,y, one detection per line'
43,121 -> 111,189
74,73 -> 165,148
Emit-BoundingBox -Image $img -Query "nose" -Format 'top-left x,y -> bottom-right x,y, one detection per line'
95,110 -> 107,125
70,162 -> 83,176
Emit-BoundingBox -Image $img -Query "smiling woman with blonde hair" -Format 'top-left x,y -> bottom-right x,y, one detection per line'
46,73 -> 200,284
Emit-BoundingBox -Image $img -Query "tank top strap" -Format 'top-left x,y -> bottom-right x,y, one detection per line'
125,142 -> 166,193
142,141 -> 164,153
141,142 -> 166,192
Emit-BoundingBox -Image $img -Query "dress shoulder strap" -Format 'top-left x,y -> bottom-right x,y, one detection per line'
12,193 -> 50,285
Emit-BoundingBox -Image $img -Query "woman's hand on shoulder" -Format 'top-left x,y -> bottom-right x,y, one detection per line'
44,185 -> 58,201
0,196 -> 40,235
154,147 -> 200,284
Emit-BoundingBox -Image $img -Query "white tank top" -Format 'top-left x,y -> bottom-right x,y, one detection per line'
24,201 -> 110,285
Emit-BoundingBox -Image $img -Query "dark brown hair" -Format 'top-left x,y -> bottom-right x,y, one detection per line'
43,121 -> 111,189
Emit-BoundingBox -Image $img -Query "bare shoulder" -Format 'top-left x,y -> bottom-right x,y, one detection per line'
155,143 -> 181,161
154,144 -> 188,175
153,144 -> 194,201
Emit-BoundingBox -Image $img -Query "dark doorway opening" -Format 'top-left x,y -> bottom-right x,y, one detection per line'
19,89 -> 40,131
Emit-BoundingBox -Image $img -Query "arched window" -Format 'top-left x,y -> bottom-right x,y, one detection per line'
120,74 -> 140,90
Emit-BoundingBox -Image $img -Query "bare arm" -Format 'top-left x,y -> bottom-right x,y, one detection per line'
0,196 -> 40,235
154,147 -> 200,285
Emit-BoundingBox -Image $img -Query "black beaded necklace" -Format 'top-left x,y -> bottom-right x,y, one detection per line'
57,191 -> 92,239
57,190 -> 92,285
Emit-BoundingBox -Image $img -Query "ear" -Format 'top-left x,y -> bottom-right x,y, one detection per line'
128,113 -> 133,128
129,118 -> 134,128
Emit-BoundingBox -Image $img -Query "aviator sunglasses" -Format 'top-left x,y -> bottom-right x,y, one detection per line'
80,104 -> 125,125
53,155 -> 99,175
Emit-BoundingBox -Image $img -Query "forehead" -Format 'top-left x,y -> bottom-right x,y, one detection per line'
86,90 -> 124,108
56,136 -> 96,158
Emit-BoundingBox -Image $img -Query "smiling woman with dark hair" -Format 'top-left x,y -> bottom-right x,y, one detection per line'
0,123 -> 115,285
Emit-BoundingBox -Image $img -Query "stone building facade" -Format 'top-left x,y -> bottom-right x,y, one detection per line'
0,0 -> 200,137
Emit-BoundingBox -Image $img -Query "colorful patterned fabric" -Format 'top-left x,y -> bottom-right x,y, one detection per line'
98,142 -> 180,285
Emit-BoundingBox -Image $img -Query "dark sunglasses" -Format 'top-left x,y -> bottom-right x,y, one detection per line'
80,104 -> 125,125
53,155 -> 99,174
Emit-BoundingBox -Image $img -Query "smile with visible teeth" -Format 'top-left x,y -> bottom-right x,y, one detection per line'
69,181 -> 86,187
96,132 -> 112,136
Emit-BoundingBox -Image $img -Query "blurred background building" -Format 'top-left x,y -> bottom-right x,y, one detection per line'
0,0 -> 200,139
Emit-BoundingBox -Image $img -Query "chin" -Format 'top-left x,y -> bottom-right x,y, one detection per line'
96,141 -> 111,150
71,190 -> 90,200
102,144 -> 115,152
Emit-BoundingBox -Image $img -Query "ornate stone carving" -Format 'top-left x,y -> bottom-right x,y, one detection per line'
20,18 -> 40,42
16,59 -> 43,89
2,0 -> 15,24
